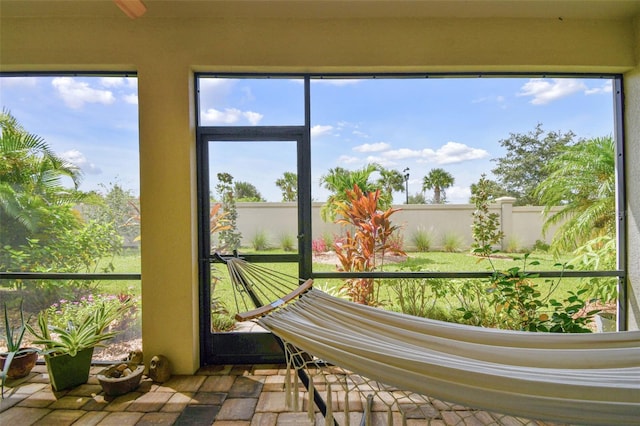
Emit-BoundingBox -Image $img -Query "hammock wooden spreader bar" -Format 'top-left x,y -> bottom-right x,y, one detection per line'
257,288 -> 640,426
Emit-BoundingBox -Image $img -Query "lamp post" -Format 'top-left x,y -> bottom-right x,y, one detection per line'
403,167 -> 410,204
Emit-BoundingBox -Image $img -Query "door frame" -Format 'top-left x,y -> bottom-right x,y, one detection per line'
196,126 -> 311,364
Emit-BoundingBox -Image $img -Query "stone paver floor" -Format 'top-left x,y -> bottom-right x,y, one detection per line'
0,363 -> 563,425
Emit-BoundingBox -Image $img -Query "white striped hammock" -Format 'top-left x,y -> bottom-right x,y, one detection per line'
255,288 -> 640,425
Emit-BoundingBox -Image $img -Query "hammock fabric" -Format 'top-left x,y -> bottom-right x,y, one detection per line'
257,288 -> 640,425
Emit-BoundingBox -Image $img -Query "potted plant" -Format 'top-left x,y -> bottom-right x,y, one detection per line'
1,301 -> 39,398
27,297 -> 134,391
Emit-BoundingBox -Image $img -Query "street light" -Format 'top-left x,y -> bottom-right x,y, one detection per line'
403,167 -> 410,204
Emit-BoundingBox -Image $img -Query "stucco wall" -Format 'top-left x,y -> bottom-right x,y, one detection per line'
234,202 -> 561,251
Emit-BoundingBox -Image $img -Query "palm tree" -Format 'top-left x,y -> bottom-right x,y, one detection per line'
275,171 -> 297,201
0,109 -> 84,247
422,168 -> 454,204
535,136 -> 615,253
376,168 -> 405,201
319,164 -> 390,221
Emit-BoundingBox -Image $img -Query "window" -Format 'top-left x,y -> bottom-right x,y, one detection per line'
0,73 -> 142,360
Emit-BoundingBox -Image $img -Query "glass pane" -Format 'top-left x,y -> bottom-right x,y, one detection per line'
208,140 -> 299,254
309,76 -> 616,273
199,77 -> 304,126
210,262 -> 300,333
0,75 -> 141,361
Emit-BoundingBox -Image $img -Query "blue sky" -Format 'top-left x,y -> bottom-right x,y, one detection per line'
1,75 -> 614,203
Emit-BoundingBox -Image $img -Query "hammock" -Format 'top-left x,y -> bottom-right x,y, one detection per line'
220,258 -> 640,425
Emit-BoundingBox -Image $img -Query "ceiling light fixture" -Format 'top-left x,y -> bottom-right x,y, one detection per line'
114,0 -> 147,19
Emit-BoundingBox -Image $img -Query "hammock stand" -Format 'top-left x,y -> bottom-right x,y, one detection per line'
217,256 -> 640,426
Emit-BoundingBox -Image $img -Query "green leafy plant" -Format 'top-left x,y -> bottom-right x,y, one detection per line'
470,173 -> 504,256
279,233 -> 295,252
441,232 -> 463,252
250,229 -> 270,251
211,297 -> 235,332
334,185 -> 405,305
27,297 -> 135,357
411,226 -> 432,252
483,255 -> 598,332
1,300 -> 38,397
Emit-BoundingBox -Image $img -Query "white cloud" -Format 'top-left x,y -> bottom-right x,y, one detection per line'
353,142 -> 390,153
377,142 -> 488,165
311,125 -> 334,138
52,77 -> 115,109
432,141 -> 488,164
100,77 -> 126,88
337,155 -> 360,165
444,185 -> 472,204
517,78 -> 587,105
585,80 -> 613,95
61,149 -> 102,175
352,130 -> 369,138
243,111 -> 263,125
123,94 -> 138,105
201,107 -> 263,125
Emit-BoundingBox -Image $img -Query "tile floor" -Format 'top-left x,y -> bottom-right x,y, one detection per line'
0,363 -> 562,425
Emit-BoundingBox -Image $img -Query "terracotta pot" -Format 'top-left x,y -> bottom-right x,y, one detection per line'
0,348 -> 39,379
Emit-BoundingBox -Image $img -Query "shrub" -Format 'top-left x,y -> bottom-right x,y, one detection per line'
45,292 -> 140,341
311,238 -> 327,254
411,227 -> 432,252
279,233 -> 296,252
532,239 -> 550,253
441,232 -> 463,252
250,230 -> 270,251
505,236 -> 522,253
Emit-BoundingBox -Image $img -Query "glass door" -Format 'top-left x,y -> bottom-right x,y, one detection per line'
197,126 -> 310,364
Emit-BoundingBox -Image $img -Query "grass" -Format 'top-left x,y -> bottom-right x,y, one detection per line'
95,248 -> 581,322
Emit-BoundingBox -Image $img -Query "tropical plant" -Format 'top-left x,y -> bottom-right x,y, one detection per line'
569,235 -> 618,303
411,226 -> 433,252
215,173 -> 242,251
375,167 -> 405,200
275,171 -> 297,202
441,232 -> 463,252
1,301 -> 38,397
333,185 -> 405,305
27,297 -> 136,357
535,136 -> 615,253
234,181 -> 265,202
422,168 -> 454,204
0,108 -> 85,249
470,173 -> 504,256
250,229 -> 270,251
319,164 -> 392,221
279,233 -> 295,252
492,123 -> 575,206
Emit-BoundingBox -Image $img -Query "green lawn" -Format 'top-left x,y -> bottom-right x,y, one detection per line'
97,249 -> 587,327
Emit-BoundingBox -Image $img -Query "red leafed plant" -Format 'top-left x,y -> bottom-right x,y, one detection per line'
334,185 -> 405,305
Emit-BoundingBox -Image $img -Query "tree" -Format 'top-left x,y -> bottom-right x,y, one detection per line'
422,168 -> 454,204
491,123 -> 575,205
535,136 -> 615,253
469,177 -> 506,203
408,192 -> 427,204
234,181 -> 265,202
375,168 -> 405,200
319,164 -> 392,221
0,109 -> 84,247
0,110 -> 121,307
215,173 -> 242,251
275,171 -> 297,202
470,174 -> 504,255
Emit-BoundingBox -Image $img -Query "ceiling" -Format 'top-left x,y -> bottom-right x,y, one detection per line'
1,0 -> 640,20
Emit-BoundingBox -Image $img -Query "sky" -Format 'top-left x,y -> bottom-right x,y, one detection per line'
0,74 -> 615,203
